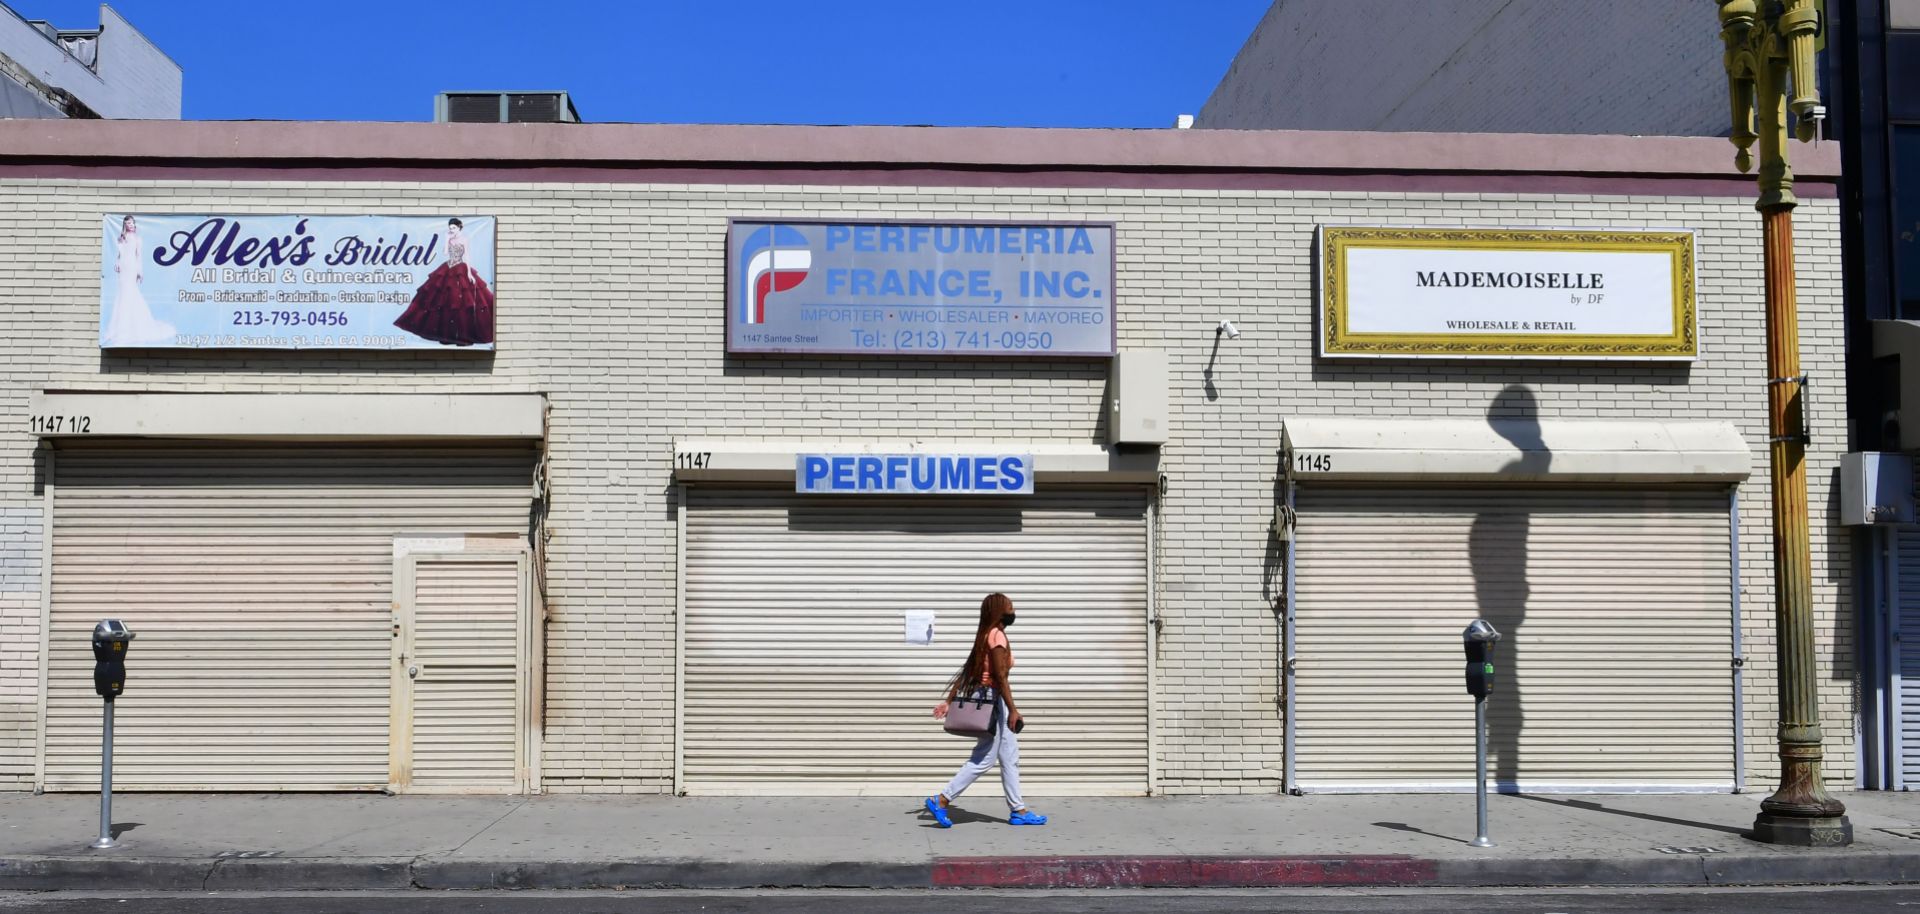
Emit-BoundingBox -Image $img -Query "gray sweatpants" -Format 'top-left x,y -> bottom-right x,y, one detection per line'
940,696 -> 1024,812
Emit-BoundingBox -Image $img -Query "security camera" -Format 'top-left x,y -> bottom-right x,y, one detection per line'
1216,320 -> 1241,339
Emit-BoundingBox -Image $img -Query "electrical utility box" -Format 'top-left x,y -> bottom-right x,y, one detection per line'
1108,350 -> 1169,446
1840,452 -> 1915,526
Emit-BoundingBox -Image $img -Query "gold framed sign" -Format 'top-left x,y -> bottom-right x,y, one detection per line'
1319,227 -> 1696,360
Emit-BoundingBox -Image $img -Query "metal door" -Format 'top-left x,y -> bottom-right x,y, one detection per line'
391,546 -> 533,793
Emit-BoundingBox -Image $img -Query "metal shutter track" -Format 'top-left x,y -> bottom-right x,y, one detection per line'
1294,487 -> 1735,791
683,490 -> 1149,796
45,442 -> 534,791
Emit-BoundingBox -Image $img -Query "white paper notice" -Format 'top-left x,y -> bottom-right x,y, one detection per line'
904,611 -> 935,645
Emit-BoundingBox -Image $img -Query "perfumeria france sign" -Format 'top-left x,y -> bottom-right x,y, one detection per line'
1318,227 -> 1697,360
727,220 -> 1116,357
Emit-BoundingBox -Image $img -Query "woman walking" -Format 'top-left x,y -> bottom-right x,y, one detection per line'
926,593 -> 1048,827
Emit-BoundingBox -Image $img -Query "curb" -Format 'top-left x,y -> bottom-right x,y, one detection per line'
932,855 -> 1439,888
0,856 -> 414,892
412,859 -> 933,890
4,852 -> 1918,891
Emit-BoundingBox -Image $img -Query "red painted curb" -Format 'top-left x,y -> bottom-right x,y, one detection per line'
931,855 -> 1441,888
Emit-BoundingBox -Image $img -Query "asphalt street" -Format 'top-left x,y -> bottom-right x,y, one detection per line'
3,888 -> 1920,913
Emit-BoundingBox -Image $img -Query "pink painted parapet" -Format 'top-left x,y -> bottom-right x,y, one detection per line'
0,120 -> 1840,196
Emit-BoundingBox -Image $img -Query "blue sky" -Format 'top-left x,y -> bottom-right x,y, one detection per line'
26,1 -> 1269,125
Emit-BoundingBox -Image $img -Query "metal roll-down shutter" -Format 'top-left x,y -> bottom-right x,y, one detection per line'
683,489 -> 1150,796
1897,527 -> 1920,786
1293,486 -> 1735,792
44,441 -> 535,791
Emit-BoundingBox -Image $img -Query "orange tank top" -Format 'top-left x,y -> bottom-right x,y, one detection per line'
981,628 -> 1012,688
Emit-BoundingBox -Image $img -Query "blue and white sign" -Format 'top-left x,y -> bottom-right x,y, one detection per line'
100,214 -> 497,350
796,454 -> 1035,495
729,220 -> 1115,357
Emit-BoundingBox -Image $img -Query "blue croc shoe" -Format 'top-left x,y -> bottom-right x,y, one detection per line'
1009,809 -> 1048,826
925,796 -> 953,828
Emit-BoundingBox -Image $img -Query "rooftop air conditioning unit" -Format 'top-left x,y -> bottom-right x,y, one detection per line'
435,91 -> 580,124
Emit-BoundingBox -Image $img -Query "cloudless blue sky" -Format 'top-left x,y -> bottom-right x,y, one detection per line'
25,1 -> 1269,126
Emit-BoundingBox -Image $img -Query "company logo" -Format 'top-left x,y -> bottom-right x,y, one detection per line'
739,225 -> 811,325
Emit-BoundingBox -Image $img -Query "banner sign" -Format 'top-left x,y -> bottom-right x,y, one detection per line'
795,454 -> 1035,495
1319,227 -> 1696,359
100,214 -> 497,350
728,220 -> 1115,357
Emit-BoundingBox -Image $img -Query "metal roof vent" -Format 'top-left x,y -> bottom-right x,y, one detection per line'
434,91 -> 580,124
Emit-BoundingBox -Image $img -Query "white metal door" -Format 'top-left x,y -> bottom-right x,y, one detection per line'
682,489 -> 1150,796
391,548 -> 531,793
44,442 -> 535,791
1293,486 -> 1736,792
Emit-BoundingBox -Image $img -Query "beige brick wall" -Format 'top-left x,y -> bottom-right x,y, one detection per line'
0,178 -> 1853,793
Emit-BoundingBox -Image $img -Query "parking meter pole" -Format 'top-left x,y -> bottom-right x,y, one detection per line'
90,698 -> 115,850
1471,696 -> 1493,848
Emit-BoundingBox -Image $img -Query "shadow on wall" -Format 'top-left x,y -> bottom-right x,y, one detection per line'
1472,384 -> 1544,792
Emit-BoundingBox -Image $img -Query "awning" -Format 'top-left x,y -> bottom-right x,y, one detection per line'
671,439 -> 1159,483
29,392 -> 545,440
1281,417 -> 1751,483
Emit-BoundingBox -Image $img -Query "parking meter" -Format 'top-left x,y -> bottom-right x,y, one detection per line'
1462,619 -> 1500,699
88,620 -> 133,850
1461,618 -> 1501,848
91,620 -> 134,700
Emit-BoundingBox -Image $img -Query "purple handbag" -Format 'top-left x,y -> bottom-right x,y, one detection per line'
943,688 -> 996,738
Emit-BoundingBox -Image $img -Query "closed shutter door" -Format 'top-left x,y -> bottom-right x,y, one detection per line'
1294,486 -> 1734,791
684,489 -> 1149,796
45,442 -> 535,791
403,555 -> 525,791
1898,528 -> 1920,786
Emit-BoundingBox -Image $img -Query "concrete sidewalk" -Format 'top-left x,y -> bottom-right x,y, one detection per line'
2,792 -> 1919,891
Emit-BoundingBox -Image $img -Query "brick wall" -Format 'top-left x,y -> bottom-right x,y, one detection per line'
0,6 -> 180,120
94,6 -> 181,119
0,505 -> 38,789
1198,0 -> 1728,136
0,177 -> 1852,793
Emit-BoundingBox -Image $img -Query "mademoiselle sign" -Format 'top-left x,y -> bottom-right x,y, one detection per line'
727,220 -> 1115,357
1319,227 -> 1696,359
100,214 -> 497,350
796,453 -> 1034,495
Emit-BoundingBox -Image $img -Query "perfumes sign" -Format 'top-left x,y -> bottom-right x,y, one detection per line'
1318,227 -> 1696,359
100,214 -> 497,350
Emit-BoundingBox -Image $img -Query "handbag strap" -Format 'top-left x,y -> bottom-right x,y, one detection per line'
955,686 -> 995,705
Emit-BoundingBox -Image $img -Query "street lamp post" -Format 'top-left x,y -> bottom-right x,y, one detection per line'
1714,0 -> 1852,847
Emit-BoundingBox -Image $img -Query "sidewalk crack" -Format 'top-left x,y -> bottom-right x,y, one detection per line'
201,857 -> 223,892
446,799 -> 531,857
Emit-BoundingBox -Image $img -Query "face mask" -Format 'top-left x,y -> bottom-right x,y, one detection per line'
1001,613 -> 1016,628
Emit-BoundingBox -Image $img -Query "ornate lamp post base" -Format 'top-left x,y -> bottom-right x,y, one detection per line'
1753,812 -> 1853,847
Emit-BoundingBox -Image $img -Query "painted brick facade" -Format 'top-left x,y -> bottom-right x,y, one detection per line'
0,174 -> 1853,793
0,5 -> 180,120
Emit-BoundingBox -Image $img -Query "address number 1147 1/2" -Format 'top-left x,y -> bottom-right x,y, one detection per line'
28,415 -> 90,435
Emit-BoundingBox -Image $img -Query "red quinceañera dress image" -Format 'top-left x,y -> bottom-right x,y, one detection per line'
394,225 -> 496,346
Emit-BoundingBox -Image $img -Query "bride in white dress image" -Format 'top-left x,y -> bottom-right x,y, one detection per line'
101,215 -> 175,347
